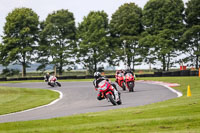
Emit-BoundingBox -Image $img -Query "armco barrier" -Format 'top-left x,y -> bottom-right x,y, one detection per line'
105,75 -> 115,78
0,78 -> 7,81
154,72 -> 162,77
136,74 -> 154,77
162,71 -> 172,76
190,71 -> 198,76
58,76 -> 77,79
180,70 -> 190,76
76,76 -> 87,79
171,71 -> 181,76
0,70 -> 199,81
6,77 -> 44,81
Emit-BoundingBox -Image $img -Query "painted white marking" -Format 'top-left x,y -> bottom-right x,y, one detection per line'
0,89 -> 63,117
136,80 -> 183,97
162,85 -> 183,97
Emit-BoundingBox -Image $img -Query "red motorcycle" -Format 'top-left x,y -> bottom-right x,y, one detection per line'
116,73 -> 126,91
97,79 -> 122,106
125,73 -> 135,92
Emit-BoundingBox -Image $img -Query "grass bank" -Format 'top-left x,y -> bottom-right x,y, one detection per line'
0,77 -> 199,132
0,79 -> 94,83
0,86 -> 59,115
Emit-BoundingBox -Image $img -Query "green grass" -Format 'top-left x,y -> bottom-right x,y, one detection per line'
0,79 -> 94,83
0,77 -> 200,132
0,86 -> 59,115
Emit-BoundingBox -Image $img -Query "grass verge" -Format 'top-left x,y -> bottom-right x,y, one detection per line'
0,77 -> 199,133
0,86 -> 59,115
0,79 -> 94,83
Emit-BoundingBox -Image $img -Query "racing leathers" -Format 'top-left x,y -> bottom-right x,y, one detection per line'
93,76 -> 118,100
44,74 -> 56,86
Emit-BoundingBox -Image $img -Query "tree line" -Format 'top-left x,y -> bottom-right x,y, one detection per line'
0,0 -> 199,77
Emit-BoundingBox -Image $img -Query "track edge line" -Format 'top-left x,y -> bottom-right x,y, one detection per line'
0,89 -> 63,117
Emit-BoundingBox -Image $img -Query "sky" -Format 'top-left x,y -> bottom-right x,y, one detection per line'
0,0 -> 188,39
0,0 -> 189,69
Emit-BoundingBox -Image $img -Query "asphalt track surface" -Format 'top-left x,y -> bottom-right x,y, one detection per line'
0,81 -> 178,123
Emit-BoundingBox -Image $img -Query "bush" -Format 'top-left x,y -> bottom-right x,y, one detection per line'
1,68 -> 20,76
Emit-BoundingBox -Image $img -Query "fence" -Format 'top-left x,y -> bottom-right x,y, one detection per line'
0,70 -> 198,81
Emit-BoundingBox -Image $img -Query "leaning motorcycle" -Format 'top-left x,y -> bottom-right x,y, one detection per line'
45,76 -> 61,87
116,73 -> 126,91
98,79 -> 122,106
125,73 -> 135,92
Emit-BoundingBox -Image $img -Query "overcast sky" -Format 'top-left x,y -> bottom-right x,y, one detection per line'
0,0 -> 188,39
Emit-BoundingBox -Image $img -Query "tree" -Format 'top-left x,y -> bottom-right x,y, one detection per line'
1,8 -> 39,77
77,11 -> 109,74
38,9 -> 76,75
141,0 -> 184,71
109,3 -> 143,71
36,21 -> 50,72
181,0 -> 200,69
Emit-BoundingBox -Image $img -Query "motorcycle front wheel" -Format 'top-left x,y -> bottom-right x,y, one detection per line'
122,82 -> 126,91
117,92 -> 122,105
106,94 -> 117,106
128,82 -> 134,92
56,82 -> 61,87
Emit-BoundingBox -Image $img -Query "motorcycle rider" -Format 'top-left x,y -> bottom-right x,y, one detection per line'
44,73 -> 55,86
124,68 -> 136,82
44,73 -> 50,82
124,68 -> 134,76
93,72 -> 119,100
115,69 -> 124,82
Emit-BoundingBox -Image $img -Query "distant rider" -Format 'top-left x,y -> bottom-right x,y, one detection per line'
44,73 -> 54,85
115,69 -> 124,82
124,68 -> 136,80
44,73 -> 50,81
124,68 -> 134,76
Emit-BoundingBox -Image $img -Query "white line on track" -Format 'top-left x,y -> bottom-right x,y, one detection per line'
136,80 -> 183,97
162,85 -> 183,97
0,89 -> 63,117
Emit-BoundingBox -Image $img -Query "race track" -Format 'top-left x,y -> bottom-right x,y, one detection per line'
0,81 -> 178,123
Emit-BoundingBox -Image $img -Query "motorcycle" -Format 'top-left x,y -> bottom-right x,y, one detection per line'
98,79 -> 122,106
44,76 -> 61,87
115,73 -> 126,91
124,73 -> 135,92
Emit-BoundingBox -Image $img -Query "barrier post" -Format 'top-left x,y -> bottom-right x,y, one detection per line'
199,68 -> 200,77
187,85 -> 192,97
101,72 -> 105,76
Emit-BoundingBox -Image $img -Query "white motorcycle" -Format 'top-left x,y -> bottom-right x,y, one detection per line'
44,75 -> 61,87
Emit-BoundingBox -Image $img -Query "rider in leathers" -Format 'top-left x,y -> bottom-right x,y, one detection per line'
44,73 -> 55,86
93,72 -> 119,100
124,68 -> 134,75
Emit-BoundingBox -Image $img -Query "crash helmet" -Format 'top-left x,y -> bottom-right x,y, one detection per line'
125,67 -> 131,72
94,72 -> 101,79
46,72 -> 50,77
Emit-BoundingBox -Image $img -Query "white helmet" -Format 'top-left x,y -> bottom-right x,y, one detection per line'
94,72 -> 101,79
